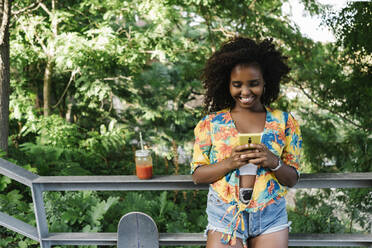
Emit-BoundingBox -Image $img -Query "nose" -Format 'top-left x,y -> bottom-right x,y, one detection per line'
241,85 -> 251,96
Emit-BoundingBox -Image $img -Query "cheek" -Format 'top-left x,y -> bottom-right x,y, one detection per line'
253,86 -> 264,95
229,85 -> 237,95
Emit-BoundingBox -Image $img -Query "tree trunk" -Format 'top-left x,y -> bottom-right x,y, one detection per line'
43,0 -> 57,117
0,0 -> 10,153
43,57 -> 53,116
65,92 -> 74,123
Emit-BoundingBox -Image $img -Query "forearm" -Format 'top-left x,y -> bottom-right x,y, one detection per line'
192,158 -> 233,184
245,144 -> 299,188
271,159 -> 299,187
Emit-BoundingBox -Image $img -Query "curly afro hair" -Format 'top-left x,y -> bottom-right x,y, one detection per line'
201,36 -> 290,113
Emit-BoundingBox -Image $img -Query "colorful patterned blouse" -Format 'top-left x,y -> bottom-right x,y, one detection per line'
191,107 -> 302,212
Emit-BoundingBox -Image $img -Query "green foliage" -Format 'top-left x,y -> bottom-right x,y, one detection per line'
289,189 -> 348,233
326,2 -> 372,56
19,143 -> 92,176
0,188 -> 37,248
2,0 -> 371,247
45,191 -> 119,232
103,191 -> 207,233
42,190 -> 206,248
81,119 -> 129,155
289,1 -> 372,238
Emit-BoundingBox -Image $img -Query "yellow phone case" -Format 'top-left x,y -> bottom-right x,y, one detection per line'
238,133 -> 262,146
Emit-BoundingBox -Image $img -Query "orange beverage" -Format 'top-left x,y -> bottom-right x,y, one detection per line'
135,150 -> 153,179
136,164 -> 153,179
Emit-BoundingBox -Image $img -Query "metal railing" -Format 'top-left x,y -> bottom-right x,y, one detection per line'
0,158 -> 371,247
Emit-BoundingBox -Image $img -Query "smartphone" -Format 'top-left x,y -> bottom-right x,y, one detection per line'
238,133 -> 262,147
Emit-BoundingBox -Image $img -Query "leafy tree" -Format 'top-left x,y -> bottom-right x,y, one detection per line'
288,0 -> 372,236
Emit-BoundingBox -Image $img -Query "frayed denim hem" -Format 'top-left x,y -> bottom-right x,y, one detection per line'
204,224 -> 231,237
204,224 -> 247,248
261,221 -> 292,235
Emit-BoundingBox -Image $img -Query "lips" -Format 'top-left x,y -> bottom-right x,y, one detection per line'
239,96 -> 255,105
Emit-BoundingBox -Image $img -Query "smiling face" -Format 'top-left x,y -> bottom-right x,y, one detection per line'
229,63 -> 265,112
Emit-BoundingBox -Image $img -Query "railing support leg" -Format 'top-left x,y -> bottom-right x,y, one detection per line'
31,184 -> 51,248
117,212 -> 159,248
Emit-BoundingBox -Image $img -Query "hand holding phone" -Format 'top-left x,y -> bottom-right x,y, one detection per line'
237,133 -> 262,175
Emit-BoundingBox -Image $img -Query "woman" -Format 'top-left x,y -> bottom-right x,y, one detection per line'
191,37 -> 302,248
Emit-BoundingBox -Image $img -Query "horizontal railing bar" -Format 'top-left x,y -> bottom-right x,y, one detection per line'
159,233 -> 205,246
0,212 -> 39,241
289,233 -> 372,247
33,175 -> 207,191
44,232 -> 116,245
32,173 -> 372,191
161,233 -> 372,247
0,158 -> 38,187
43,233 -> 372,246
296,173 -> 372,188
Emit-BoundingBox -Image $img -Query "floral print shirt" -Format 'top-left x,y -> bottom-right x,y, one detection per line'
191,107 -> 302,212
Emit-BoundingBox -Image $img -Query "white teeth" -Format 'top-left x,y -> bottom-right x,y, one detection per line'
239,96 -> 254,104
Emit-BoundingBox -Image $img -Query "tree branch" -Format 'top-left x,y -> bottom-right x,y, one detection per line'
33,26 -> 48,53
295,82 -> 366,130
18,20 -> 47,53
248,0 -> 257,10
39,2 -> 52,17
51,0 -> 57,37
103,75 -> 132,81
200,6 -> 216,51
211,26 -> 236,38
108,91 -> 113,113
12,0 -> 43,16
12,2 -> 49,54
66,6 -> 100,29
52,68 -> 80,109
190,89 -> 203,95
18,21 -> 35,49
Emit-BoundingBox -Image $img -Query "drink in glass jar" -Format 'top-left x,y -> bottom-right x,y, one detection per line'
135,150 -> 153,179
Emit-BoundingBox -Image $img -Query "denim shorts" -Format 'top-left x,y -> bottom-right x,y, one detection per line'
205,189 -> 290,243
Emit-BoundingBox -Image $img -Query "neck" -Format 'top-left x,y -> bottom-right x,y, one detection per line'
231,104 -> 266,113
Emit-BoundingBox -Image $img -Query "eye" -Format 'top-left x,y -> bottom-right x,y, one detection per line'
231,81 -> 241,87
249,80 -> 260,87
